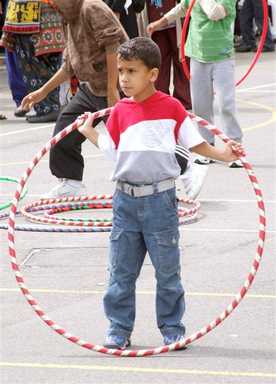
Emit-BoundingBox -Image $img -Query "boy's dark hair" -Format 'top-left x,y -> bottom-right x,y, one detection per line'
117,37 -> 161,69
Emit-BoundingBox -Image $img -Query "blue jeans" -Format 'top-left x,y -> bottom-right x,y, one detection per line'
103,187 -> 185,339
5,50 -> 27,107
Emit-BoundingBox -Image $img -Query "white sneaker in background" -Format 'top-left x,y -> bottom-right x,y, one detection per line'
25,107 -> 36,117
194,155 -> 215,165
180,163 -> 209,200
229,159 -> 243,168
41,178 -> 87,199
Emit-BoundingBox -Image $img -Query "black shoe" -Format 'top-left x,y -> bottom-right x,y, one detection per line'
26,110 -> 60,123
235,43 -> 256,52
253,45 -> 275,52
14,107 -> 28,117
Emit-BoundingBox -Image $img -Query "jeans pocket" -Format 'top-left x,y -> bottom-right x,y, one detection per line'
109,227 -> 124,268
154,230 -> 180,274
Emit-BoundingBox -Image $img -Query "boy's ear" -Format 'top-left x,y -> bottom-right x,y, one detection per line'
150,68 -> 159,83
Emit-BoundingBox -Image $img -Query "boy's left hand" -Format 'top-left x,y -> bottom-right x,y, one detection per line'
224,140 -> 245,161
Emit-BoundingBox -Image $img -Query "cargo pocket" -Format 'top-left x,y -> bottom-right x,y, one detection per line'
109,227 -> 124,268
155,230 -> 180,274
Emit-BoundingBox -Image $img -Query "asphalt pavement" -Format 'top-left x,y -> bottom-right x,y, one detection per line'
0,50 -> 275,384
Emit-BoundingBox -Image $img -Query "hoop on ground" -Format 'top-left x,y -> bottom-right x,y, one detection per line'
7,108 -> 266,356
19,196 -> 199,227
180,0 -> 268,86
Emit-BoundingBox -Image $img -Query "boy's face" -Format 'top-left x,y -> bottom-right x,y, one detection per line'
117,56 -> 158,102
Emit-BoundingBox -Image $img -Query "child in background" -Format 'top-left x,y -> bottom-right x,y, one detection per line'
147,0 -> 244,168
78,37 -> 244,350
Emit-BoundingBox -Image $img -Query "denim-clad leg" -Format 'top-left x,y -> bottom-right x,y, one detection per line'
143,188 -> 185,337
145,229 -> 185,337
104,228 -> 147,338
103,187 -> 185,339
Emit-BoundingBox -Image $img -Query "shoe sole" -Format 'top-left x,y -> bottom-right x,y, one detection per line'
104,339 -> 131,350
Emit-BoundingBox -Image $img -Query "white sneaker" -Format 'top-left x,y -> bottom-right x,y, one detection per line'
41,178 -> 87,199
194,156 -> 215,165
180,163 -> 209,200
229,159 -> 243,168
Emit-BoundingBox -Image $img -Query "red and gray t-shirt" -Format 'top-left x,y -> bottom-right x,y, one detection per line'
98,91 -> 204,184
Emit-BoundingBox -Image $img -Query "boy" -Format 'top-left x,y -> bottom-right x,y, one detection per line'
78,37 -> 244,349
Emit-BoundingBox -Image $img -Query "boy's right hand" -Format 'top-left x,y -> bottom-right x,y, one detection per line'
20,89 -> 47,111
77,113 -> 94,137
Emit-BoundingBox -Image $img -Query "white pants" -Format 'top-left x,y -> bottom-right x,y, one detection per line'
190,58 -> 243,144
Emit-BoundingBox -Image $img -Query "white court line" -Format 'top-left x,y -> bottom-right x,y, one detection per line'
237,82 -> 276,92
0,123 -> 53,137
0,153 -> 103,167
179,228 -> 276,234
237,90 -> 276,94
200,198 -> 276,204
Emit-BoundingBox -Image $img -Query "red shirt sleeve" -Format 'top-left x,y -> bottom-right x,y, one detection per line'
106,106 -> 120,149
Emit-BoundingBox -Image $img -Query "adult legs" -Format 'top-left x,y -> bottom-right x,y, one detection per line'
253,0 -> 275,50
15,35 -> 61,116
190,59 -> 215,144
239,0 -> 257,48
50,83 -> 107,181
213,59 -> 243,143
5,50 -> 27,107
152,29 -> 172,95
168,28 -> 192,110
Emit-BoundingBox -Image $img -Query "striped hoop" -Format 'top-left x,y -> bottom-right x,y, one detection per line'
7,108 -> 266,356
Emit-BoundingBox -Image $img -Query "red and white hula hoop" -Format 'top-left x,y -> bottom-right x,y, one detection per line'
180,0 -> 268,86
7,108 -> 266,356
19,196 -> 199,227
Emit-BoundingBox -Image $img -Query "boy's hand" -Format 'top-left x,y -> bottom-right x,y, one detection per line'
77,113 -> 99,147
224,140 -> 245,162
77,113 -> 94,137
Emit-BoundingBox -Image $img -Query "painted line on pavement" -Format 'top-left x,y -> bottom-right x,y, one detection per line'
180,227 -> 276,234
0,362 -> 275,379
0,287 -> 275,299
0,124 -> 54,138
237,82 -> 276,92
0,153 -> 103,167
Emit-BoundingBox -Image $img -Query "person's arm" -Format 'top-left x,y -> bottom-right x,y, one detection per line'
199,0 -> 227,21
21,66 -> 70,111
177,113 -> 244,162
106,50 -> 120,107
147,1 -> 186,36
191,140 -> 245,162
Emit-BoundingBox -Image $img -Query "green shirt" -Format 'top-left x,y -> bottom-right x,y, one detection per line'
184,0 -> 236,62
